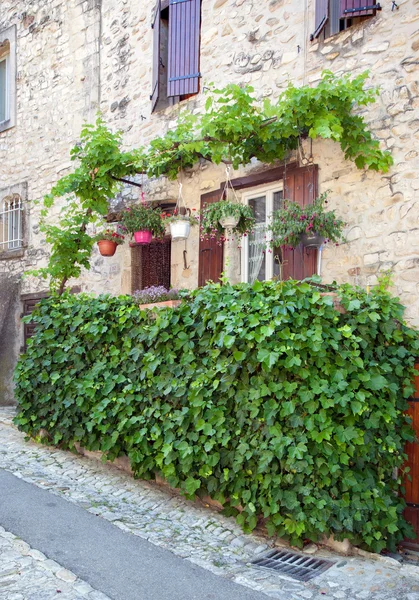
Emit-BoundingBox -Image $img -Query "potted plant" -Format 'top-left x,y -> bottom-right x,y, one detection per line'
268,193 -> 345,249
164,209 -> 200,241
200,201 -> 256,240
133,286 -> 183,310
95,229 -> 125,256
121,204 -> 166,244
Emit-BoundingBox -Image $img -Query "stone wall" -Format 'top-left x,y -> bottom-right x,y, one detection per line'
0,0 -> 102,402
0,0 -> 418,402
96,0 -> 419,324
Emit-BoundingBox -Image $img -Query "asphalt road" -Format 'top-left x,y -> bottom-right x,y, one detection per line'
0,468 -> 269,600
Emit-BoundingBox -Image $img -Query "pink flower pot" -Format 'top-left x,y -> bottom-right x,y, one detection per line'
134,230 -> 152,244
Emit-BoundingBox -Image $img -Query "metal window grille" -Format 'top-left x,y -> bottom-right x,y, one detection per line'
0,194 -> 23,250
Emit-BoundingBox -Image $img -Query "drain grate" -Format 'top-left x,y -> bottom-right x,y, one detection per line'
250,549 -> 334,582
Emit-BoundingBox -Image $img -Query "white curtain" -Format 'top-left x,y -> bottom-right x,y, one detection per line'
248,223 -> 266,284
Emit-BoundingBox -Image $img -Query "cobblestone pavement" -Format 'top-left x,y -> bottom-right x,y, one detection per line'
0,524 -> 110,600
2,407 -> 419,600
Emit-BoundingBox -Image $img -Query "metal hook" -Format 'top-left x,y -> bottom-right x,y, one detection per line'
183,249 -> 190,270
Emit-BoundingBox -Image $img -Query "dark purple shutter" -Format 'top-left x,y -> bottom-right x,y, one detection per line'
311,0 -> 329,40
340,0 -> 376,18
167,0 -> 201,97
131,237 -> 172,292
151,0 -> 161,111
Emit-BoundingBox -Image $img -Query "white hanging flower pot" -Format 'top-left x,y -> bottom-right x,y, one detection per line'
170,219 -> 191,241
219,215 -> 239,229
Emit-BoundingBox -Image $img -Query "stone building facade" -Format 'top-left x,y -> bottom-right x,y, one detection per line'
0,0 -> 418,403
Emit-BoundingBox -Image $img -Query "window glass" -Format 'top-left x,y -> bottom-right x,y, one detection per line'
248,196 -> 266,283
0,59 -> 6,122
0,195 -> 23,251
244,188 -> 283,284
272,191 -> 284,279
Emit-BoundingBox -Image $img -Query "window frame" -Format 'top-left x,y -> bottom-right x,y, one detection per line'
0,194 -> 23,252
241,182 -> 284,284
0,183 -> 28,260
312,0 -> 380,41
0,54 -> 10,124
0,25 -> 16,133
151,0 -> 202,112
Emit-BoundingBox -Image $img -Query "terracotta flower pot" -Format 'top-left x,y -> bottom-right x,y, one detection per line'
134,230 -> 153,244
97,240 -> 117,257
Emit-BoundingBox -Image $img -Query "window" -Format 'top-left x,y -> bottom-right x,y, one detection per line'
0,194 -> 23,252
151,0 -> 202,112
0,54 -> 8,123
311,0 -> 381,40
0,25 -> 16,132
241,185 -> 284,284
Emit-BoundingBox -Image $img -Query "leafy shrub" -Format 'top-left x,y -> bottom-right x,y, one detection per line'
14,280 -> 418,552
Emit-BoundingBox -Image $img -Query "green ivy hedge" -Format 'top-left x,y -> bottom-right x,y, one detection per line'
14,280 -> 419,552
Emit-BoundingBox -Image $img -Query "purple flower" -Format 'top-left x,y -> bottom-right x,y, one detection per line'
133,286 -> 180,304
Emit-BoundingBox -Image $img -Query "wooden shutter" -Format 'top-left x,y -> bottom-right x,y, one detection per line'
131,237 -> 172,292
22,296 -> 46,351
167,0 -> 201,98
340,0 -> 376,18
150,0 -> 161,111
403,360 -> 419,547
21,288 -> 80,351
198,190 -> 224,287
311,0 -> 329,40
281,166 -> 318,281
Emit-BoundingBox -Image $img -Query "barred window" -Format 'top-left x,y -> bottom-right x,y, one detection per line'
0,194 -> 23,251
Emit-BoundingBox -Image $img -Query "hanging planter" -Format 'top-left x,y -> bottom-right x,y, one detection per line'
170,219 -> 190,241
121,198 -> 165,245
300,232 -> 325,249
200,168 -> 255,242
134,230 -> 153,244
95,229 -> 125,257
268,192 -> 345,249
98,240 -> 118,256
163,183 -> 200,242
219,214 -> 240,229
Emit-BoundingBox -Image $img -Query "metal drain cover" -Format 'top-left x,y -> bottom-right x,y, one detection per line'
250,549 -> 334,582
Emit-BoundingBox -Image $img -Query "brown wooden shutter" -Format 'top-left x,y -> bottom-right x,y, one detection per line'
198,190 -> 224,287
281,166 -> 318,281
21,288 -> 80,351
311,0 -> 329,40
22,296 -> 45,351
167,0 -> 201,98
131,237 -> 172,292
403,360 -> 419,547
340,0 -> 376,18
151,0 -> 161,111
